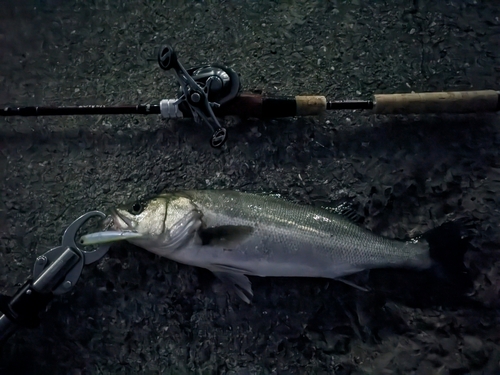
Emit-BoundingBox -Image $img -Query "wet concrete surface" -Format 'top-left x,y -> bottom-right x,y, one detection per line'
0,0 -> 500,374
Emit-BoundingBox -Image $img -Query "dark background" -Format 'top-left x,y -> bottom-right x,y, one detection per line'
1,0 -> 499,374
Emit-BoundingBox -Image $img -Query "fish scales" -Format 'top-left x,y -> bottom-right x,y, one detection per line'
178,190 -> 430,277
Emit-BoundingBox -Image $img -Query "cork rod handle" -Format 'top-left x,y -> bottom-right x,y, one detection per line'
374,90 -> 499,114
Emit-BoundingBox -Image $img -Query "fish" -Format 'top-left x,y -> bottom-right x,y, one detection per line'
80,190 -> 470,303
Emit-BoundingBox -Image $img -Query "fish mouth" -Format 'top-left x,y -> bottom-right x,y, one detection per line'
109,208 -> 134,231
78,209 -> 144,246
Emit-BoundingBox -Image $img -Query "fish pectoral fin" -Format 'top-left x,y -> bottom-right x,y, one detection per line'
210,266 -> 254,304
199,225 -> 254,248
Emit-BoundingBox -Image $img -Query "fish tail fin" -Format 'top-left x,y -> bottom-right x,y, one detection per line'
422,220 -> 473,290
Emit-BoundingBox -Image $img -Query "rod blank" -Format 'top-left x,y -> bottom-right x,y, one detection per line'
1,90 -> 498,120
1,104 -> 161,116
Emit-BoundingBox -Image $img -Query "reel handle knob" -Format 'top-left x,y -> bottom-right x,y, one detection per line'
158,44 -> 178,71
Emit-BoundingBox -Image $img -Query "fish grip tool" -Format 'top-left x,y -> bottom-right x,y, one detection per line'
0,211 -> 111,345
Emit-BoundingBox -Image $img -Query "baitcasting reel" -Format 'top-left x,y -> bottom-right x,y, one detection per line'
157,44 -> 241,147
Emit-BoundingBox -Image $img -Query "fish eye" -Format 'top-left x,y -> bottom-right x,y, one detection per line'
129,202 -> 144,215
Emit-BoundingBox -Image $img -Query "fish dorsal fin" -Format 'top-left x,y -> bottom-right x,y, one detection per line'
246,190 -> 281,197
199,225 -> 254,248
209,264 -> 254,303
321,201 -> 364,224
244,190 -> 287,201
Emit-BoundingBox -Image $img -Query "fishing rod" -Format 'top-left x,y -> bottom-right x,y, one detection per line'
2,44 -> 499,147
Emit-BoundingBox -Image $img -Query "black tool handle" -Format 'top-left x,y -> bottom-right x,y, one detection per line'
0,281 -> 54,345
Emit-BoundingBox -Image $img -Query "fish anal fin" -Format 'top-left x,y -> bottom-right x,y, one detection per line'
199,225 -> 254,248
211,269 -> 254,304
330,269 -> 371,292
336,277 -> 370,292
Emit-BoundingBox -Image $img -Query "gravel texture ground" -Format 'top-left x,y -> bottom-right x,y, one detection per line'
0,0 -> 500,374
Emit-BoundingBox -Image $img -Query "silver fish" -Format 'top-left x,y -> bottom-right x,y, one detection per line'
83,190 -> 467,302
